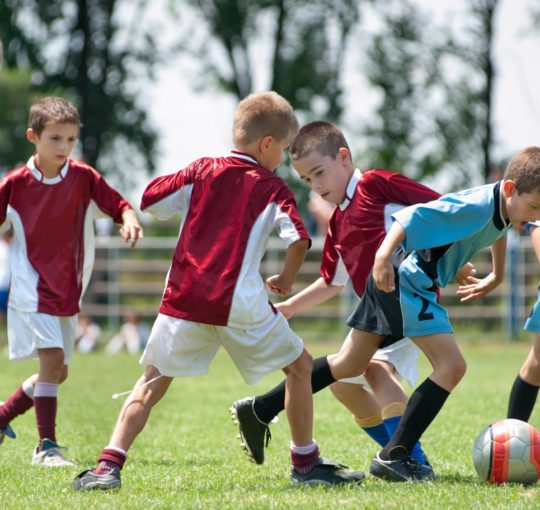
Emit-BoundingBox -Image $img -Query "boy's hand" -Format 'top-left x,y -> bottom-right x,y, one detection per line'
372,254 -> 395,292
275,301 -> 294,319
455,262 -> 476,285
266,274 -> 293,297
456,271 -> 500,302
119,221 -> 143,248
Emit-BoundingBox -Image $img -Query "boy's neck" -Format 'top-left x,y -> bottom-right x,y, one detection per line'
34,155 -> 65,179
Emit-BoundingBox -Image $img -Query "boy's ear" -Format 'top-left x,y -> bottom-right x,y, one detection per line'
26,128 -> 38,144
259,135 -> 273,153
337,147 -> 351,164
503,179 -> 516,195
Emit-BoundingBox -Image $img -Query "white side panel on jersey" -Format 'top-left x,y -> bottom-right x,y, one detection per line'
330,253 -> 349,287
145,184 -> 193,220
229,203 -> 301,329
81,202 -> 98,299
6,206 -> 39,312
384,202 -> 406,233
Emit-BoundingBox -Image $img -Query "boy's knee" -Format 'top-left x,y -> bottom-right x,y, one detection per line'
286,349 -> 313,379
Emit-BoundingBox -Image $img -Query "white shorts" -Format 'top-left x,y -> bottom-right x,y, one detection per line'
338,334 -> 419,388
7,308 -> 77,363
140,312 -> 304,385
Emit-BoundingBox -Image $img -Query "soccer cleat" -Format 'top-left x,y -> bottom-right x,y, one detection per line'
230,397 -> 271,465
0,425 -> 16,444
73,468 -> 121,491
31,438 -> 76,467
370,446 -> 435,482
291,458 -> 365,486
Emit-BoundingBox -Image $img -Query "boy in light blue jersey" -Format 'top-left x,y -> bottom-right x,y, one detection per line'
371,146 -> 540,482
507,221 -> 540,422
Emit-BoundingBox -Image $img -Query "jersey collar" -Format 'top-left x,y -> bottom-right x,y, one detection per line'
27,155 -> 69,185
338,168 -> 362,211
229,150 -> 259,165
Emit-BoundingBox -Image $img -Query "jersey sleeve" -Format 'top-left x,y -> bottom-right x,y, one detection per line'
89,169 -> 132,224
273,187 -> 311,247
393,193 -> 493,251
0,176 -> 11,233
320,231 -> 348,286
140,163 -> 197,220
365,170 -> 440,206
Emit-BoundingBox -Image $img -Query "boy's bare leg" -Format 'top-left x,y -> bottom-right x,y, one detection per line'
109,365 -> 173,452
507,332 -> 540,421
364,361 -> 408,408
282,349 -> 313,446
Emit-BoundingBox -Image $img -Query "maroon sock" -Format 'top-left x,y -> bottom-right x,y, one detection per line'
291,445 -> 320,474
0,387 -> 34,428
93,448 -> 126,474
34,396 -> 57,444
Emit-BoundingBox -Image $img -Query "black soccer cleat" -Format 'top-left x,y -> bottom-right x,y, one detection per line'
370,446 -> 435,482
230,397 -> 271,465
72,468 -> 121,491
291,458 -> 365,486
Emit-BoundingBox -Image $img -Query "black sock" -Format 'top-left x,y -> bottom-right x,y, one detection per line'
507,375 -> 539,421
253,356 -> 336,424
380,378 -> 450,460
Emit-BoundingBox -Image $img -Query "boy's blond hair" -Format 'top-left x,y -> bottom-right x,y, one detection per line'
28,96 -> 81,135
290,121 -> 350,162
232,91 -> 298,147
505,147 -> 540,194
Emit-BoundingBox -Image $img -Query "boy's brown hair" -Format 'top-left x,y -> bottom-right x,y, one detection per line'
505,147 -> 540,194
28,96 -> 81,136
232,91 -> 298,147
290,121 -> 350,162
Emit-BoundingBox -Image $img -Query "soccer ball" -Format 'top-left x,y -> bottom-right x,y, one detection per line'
472,419 -> 540,484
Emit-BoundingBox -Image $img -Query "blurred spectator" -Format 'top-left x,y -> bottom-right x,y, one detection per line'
308,191 -> 334,236
75,315 -> 102,353
105,310 -> 149,355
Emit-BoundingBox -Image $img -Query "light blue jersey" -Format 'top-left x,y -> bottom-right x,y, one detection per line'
524,222 -> 540,333
393,181 -> 511,288
393,181 -> 511,337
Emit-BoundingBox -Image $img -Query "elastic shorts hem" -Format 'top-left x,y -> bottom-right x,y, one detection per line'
404,326 -> 454,337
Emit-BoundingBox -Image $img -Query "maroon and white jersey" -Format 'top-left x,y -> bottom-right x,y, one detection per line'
0,156 -> 132,316
140,151 -> 310,328
321,169 -> 440,297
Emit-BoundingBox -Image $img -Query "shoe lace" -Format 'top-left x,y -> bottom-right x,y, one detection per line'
404,457 -> 424,474
263,424 -> 271,448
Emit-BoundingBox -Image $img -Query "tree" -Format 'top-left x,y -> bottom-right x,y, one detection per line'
181,0 -> 360,121
359,0 -> 500,189
0,0 -> 161,186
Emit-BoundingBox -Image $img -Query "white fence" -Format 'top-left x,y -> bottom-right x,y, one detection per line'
82,232 -> 539,337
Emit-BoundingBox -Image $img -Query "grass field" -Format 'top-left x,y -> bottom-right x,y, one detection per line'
0,335 -> 539,509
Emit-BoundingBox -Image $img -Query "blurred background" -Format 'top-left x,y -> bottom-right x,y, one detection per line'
1,0 -> 539,346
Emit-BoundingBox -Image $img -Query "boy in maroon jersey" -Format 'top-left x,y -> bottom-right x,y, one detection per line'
230,121 -> 470,476
73,92 -> 364,491
0,96 -> 142,466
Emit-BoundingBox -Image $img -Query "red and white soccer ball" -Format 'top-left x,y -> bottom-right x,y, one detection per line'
472,419 -> 540,484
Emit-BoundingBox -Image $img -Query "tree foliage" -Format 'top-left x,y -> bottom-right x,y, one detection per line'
0,0 -> 161,185
181,0 -> 359,121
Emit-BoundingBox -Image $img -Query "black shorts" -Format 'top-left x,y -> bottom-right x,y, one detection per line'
346,248 -> 407,349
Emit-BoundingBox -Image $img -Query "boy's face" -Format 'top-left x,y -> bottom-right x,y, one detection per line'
503,180 -> 540,228
259,135 -> 291,171
26,122 -> 79,174
294,148 -> 353,205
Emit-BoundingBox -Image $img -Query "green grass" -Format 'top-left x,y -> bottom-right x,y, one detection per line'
0,339 -> 539,509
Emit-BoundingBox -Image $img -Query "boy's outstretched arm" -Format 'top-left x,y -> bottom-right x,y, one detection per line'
266,239 -> 309,297
373,221 -> 406,292
276,277 -> 344,319
456,235 -> 507,302
119,209 -> 144,248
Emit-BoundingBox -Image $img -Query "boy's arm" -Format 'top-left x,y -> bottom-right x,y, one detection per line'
456,235 -> 507,302
373,221 -> 406,292
276,277 -> 344,319
266,239 -> 310,297
119,208 -> 144,248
